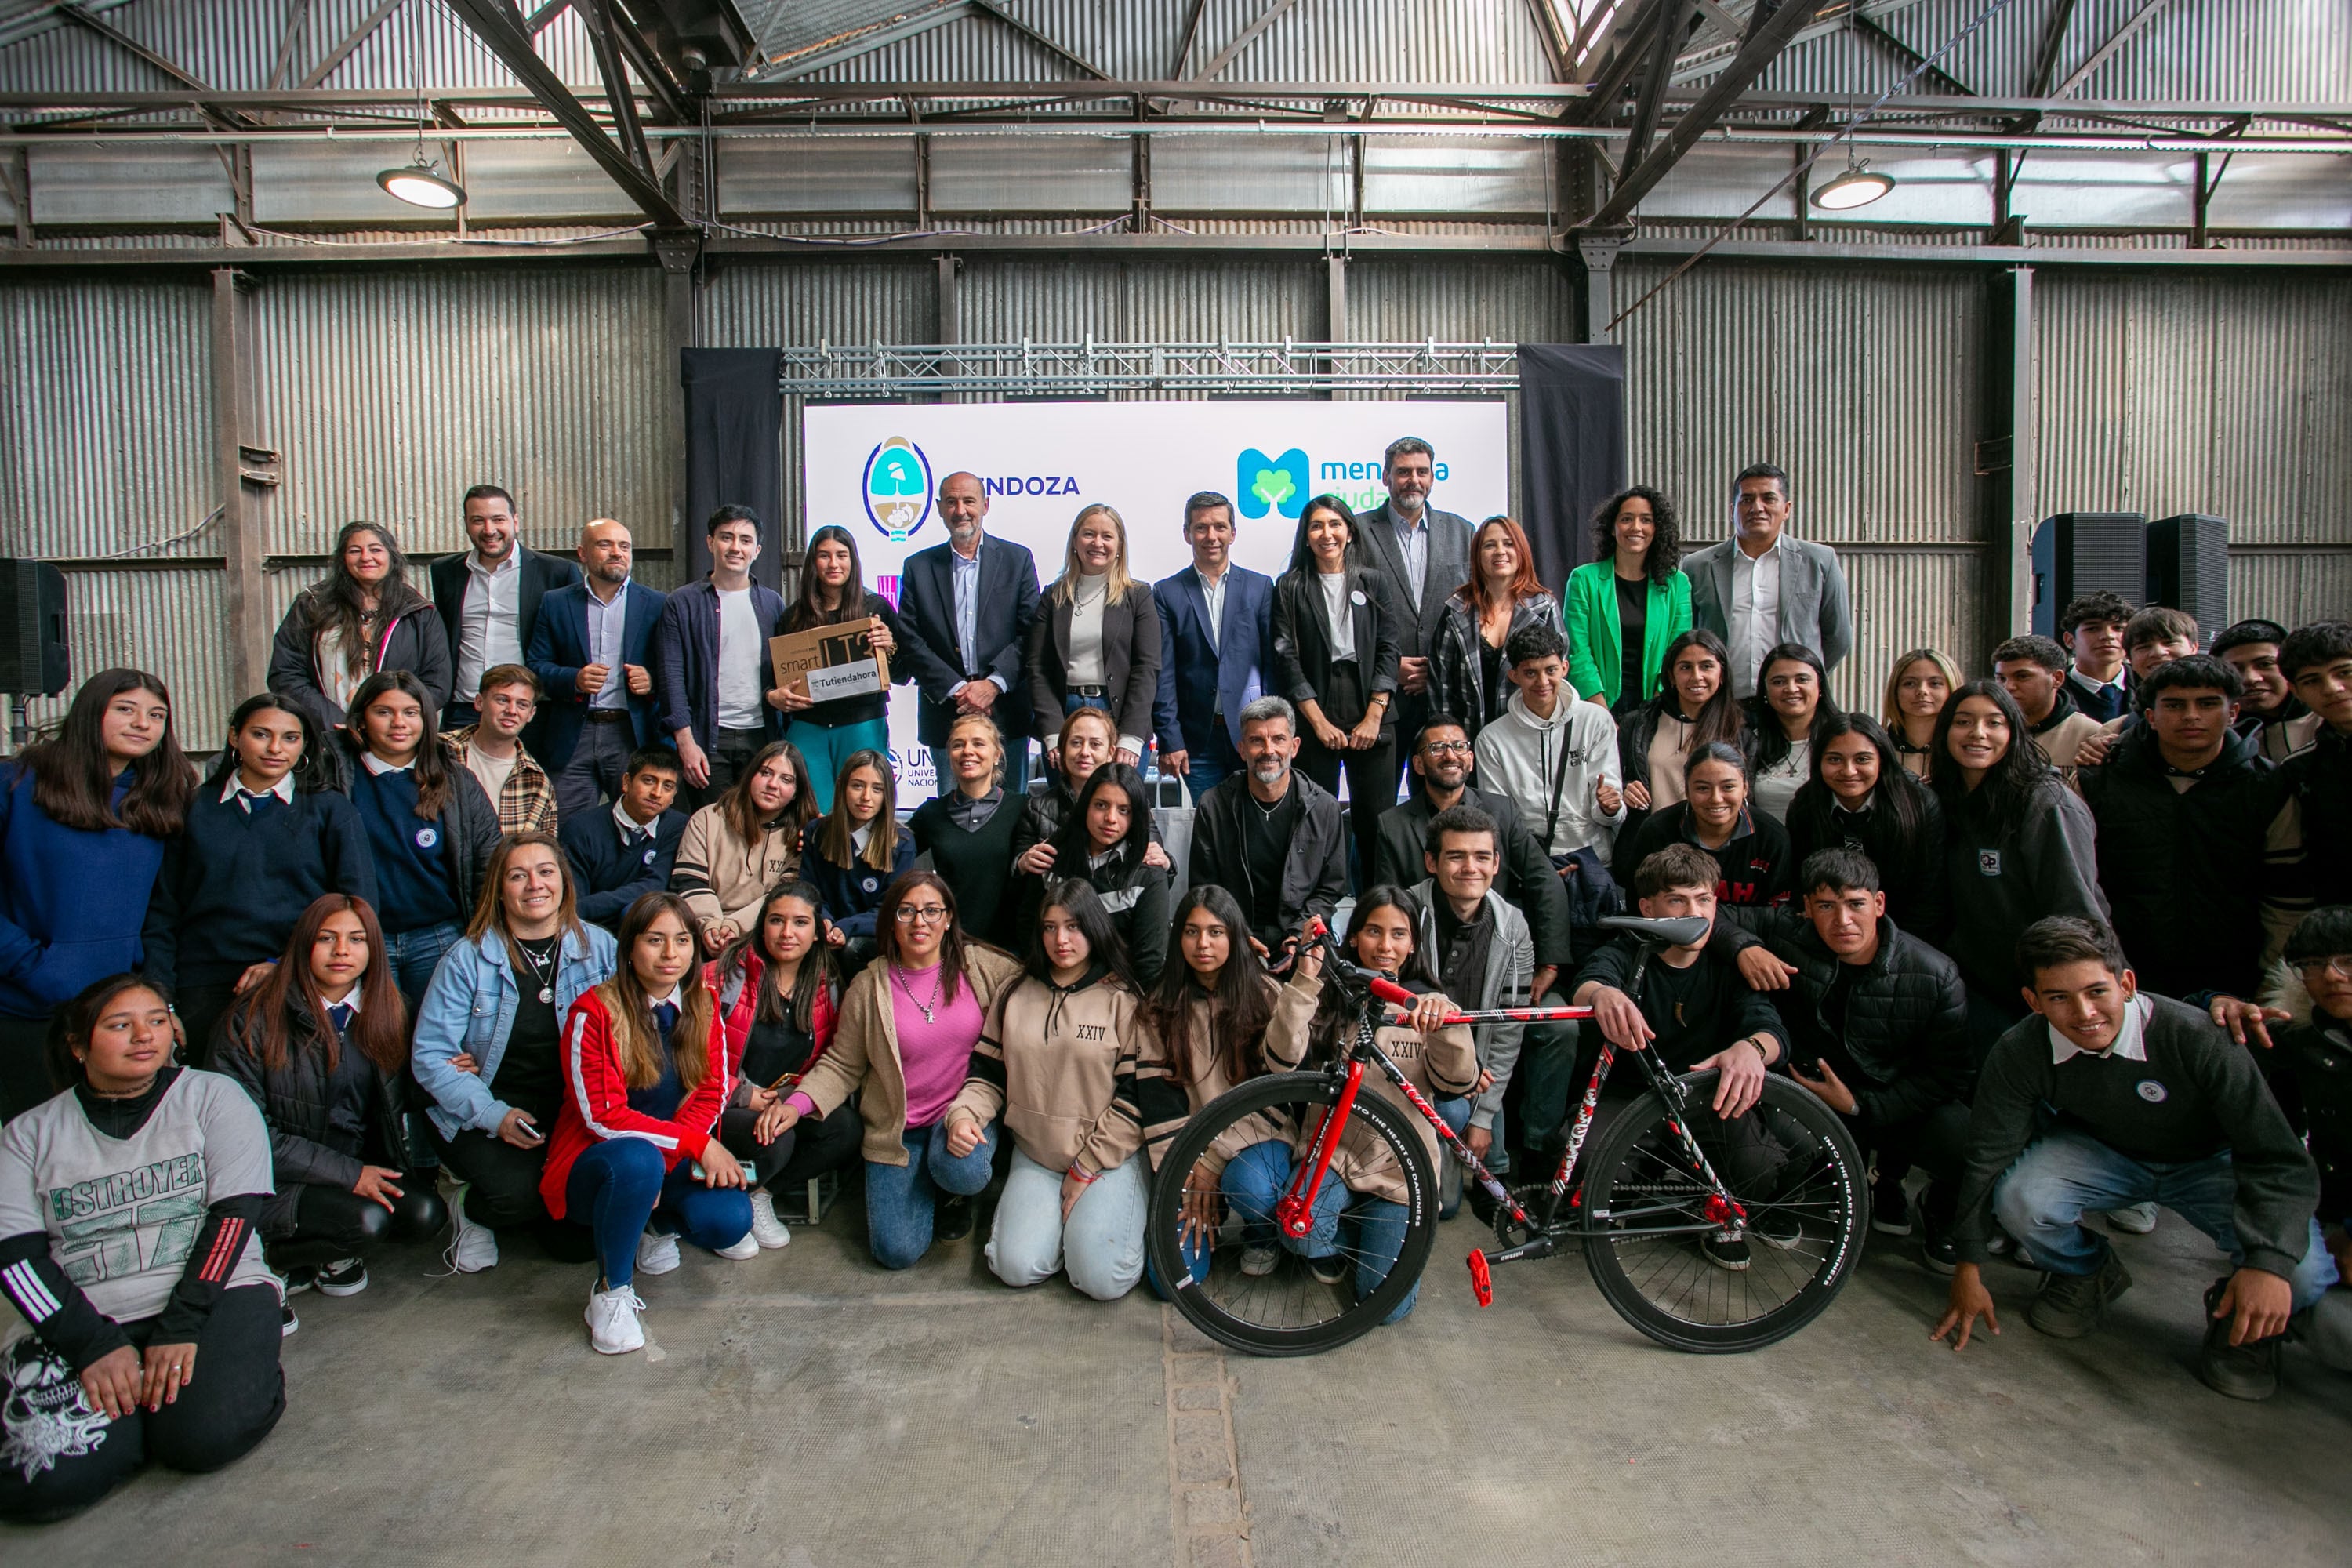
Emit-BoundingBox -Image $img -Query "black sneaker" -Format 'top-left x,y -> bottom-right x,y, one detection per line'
2027,1251 -> 2133,1338
2198,1277 -> 2283,1401
1702,1232 -> 1751,1272
314,1258 -> 368,1298
1752,1210 -> 1805,1250
281,1300 -> 299,1338
934,1195 -> 975,1243
1307,1252 -> 1350,1287
281,1264 -> 319,1296
1871,1178 -> 1913,1237
1921,1226 -> 1958,1276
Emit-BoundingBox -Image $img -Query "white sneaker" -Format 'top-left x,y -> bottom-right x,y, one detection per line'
747,1189 -> 793,1250
585,1284 -> 646,1355
448,1207 -> 499,1273
714,1231 -> 760,1261
1239,1244 -> 1280,1278
2106,1202 -> 2159,1235
637,1229 -> 682,1276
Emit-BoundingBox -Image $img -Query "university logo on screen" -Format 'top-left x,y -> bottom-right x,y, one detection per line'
1236,446 -> 1451,519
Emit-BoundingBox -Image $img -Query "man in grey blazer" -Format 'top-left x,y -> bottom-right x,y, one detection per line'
1352,436 -> 1474,789
1685,463 -> 1853,699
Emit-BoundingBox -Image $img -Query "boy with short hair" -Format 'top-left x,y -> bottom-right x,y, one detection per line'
2059,590 -> 2136,721
1933,916 -> 2334,1401
1472,622 -> 1625,862
559,747 -> 688,932
2280,621 -> 2352,910
1407,804 -> 1534,1203
1991,634 -> 2103,776
441,663 -> 557,835
2212,618 -> 2320,764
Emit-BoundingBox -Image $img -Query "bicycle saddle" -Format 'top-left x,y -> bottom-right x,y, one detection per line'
1596,914 -> 1711,948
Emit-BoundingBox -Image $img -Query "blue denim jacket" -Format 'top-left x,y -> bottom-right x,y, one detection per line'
412,924 -> 618,1139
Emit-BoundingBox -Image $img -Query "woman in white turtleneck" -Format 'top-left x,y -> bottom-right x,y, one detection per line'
1026,503 -> 1163,776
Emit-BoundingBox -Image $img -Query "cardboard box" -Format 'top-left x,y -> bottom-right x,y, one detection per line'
770,622 -> 891,702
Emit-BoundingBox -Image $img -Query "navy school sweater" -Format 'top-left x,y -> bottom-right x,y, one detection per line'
142,785 -> 378,991
350,768 -> 463,934
0,766 -> 169,1019
561,805 -> 688,931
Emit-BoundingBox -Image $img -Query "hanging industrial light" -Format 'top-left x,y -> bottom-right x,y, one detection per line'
376,0 -> 466,210
1811,147 -> 1893,211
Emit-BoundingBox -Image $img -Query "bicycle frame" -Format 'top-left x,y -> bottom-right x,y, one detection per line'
1277,924 -> 1752,1307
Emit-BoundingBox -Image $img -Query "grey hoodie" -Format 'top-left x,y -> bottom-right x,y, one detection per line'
1407,881 -> 1532,1131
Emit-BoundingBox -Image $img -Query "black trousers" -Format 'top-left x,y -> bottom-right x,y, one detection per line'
719,1100 -> 864,1192
268,1178 -> 448,1270
436,1126 -> 595,1261
688,725 -> 771,813
1293,662 -> 1396,895
0,1011 -> 56,1124
170,980 -> 244,1072
1854,1101 -> 1971,1229
0,1283 -> 285,1524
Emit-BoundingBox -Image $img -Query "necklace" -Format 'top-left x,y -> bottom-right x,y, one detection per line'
518,935 -> 558,1004
893,963 -> 943,1025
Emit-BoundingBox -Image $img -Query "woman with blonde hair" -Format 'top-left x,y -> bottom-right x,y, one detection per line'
909,712 -> 1024,946
1026,503 -> 1163,772
541,891 -> 753,1355
1882,648 -> 1962,779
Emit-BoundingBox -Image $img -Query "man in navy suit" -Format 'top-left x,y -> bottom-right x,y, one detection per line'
897,470 -> 1044,796
652,506 -> 790,809
429,483 -> 582,733
1152,489 -> 1275,803
528,517 -> 668,819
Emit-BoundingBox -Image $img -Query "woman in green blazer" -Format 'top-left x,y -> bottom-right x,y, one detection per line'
1564,486 -> 1693,716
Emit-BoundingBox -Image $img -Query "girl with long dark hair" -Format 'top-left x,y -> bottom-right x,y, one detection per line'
1616,628 -> 1750,842
708,881 -> 864,1249
801,749 -> 916,946
1027,761 -> 1171,985
267,521 -> 452,737
1614,742 -> 1795,906
143,694 -> 375,1066
1784,712 -> 1947,934
1929,680 -> 2107,1047
673,738 -> 817,955
1271,493 -> 1405,885
0,976 -> 284,1522
1565,485 -> 1694,715
339,669 -> 500,1012
213,895 -> 445,1313
543,891 -> 755,1355
0,668 -> 192,1120
1142,886 -> 1283,1290
944,880 -> 1172,1300
1428,514 -> 1566,735
771,525 -> 910,813
1225,891 -> 1475,1325
1748,642 -> 1840,824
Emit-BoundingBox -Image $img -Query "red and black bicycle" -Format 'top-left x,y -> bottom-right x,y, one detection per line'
1147,916 -> 1868,1356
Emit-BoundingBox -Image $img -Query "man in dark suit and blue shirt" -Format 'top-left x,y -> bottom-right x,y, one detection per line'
1152,489 -> 1275,802
897,470 -> 1044,795
651,506 -> 789,809
1353,437 -> 1474,792
528,517 -> 667,819
430,483 -> 581,732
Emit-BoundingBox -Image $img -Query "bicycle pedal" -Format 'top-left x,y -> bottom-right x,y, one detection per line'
1467,1249 -> 1494,1308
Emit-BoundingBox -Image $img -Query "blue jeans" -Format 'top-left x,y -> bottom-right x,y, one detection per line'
564,1138 -> 753,1289
1434,1096 -> 1473,1220
929,739 -> 1030,800
864,1120 -> 999,1269
1176,724 -> 1242,803
1221,1139 -> 1420,1324
1993,1127 -> 2340,1308
384,920 -> 463,1018
986,1148 -> 1149,1300
788,718 -> 891,815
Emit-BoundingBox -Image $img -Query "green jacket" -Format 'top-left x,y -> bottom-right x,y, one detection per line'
1563,564 -> 1693,709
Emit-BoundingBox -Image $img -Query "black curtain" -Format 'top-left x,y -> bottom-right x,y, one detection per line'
1516,343 -> 1628,590
681,347 -> 784,590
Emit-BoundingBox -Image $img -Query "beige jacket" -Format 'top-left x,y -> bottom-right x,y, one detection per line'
2030,710 -> 2105,787
1262,971 -> 1476,1206
1141,985 -> 1290,1179
798,943 -> 1024,1165
949,972 -> 1161,1178
672,804 -> 799,936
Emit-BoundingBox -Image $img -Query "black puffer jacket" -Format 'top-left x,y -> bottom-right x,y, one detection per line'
1728,909 -> 1973,1127
2281,725 -> 2352,913
2266,967 -> 2352,1225
214,993 -> 424,1238
2080,724 -> 2288,1002
1007,772 -> 1164,862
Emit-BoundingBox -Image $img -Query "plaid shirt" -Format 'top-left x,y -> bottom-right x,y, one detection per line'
441,726 -> 557,837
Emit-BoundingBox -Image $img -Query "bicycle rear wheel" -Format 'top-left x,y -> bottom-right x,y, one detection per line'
1580,1071 -> 1866,1353
1147,1071 -> 1437,1357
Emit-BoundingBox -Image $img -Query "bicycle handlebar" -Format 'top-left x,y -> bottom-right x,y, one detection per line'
1299,918 -> 1592,1027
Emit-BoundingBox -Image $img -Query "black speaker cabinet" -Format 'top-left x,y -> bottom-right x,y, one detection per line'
0,560 -> 71,696
2031,513 -> 2147,639
2147,514 -> 2230,644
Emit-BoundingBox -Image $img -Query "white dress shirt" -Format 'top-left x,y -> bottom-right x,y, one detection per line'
456,550 -> 524,697
2050,993 -> 2152,1064
1392,511 -> 1429,608
220,771 -> 297,810
1196,566 -> 1227,653
1729,535 -> 1784,700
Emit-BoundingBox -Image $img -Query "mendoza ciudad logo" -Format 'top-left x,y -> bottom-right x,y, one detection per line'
862,437 -> 934,543
1237,444 -> 1450,518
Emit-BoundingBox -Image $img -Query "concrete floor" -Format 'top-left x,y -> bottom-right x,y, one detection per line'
13,1190 -> 2350,1567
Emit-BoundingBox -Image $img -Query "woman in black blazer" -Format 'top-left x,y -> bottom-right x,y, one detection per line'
1270,492 -> 1403,887
1026,503 -> 1163,775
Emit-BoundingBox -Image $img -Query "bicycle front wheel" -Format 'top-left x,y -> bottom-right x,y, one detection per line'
1580,1071 -> 1867,1353
1147,1071 -> 1437,1357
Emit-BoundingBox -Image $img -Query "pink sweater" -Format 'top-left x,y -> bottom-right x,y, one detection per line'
785,961 -> 985,1131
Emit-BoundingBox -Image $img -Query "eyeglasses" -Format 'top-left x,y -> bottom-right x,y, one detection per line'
1421,741 -> 1474,756
894,904 -> 951,926
2297,954 -> 2352,980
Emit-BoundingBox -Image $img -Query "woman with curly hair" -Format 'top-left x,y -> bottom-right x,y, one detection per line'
1564,486 -> 1693,716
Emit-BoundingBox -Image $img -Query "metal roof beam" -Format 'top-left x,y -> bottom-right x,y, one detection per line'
2053,0 -> 2172,98
1850,10 -> 1974,97
1192,0 -> 1302,82
967,0 -> 1112,79
296,0 -> 405,90
53,1 -> 252,129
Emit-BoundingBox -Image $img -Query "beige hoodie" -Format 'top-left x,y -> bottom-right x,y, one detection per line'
1263,971 -> 1477,1206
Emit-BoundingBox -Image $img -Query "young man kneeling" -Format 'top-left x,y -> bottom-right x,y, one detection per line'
1933,916 -> 2337,1400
